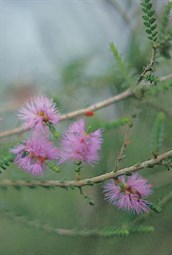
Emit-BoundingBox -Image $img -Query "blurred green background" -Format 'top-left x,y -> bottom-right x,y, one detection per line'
0,0 -> 172,254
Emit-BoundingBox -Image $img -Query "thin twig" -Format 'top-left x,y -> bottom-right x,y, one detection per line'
0,209 -> 129,238
1,191 -> 172,238
137,47 -> 157,83
0,89 -> 132,139
115,126 -> 131,171
0,73 -> 171,139
0,149 -> 172,188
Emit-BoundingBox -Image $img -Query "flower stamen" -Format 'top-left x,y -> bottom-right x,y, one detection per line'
37,111 -> 49,122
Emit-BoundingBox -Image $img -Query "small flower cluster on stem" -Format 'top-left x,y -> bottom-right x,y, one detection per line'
10,96 -> 154,215
11,96 -> 60,175
18,96 -> 60,130
103,174 -> 152,214
59,119 -> 103,165
11,96 -> 103,176
11,136 -> 59,176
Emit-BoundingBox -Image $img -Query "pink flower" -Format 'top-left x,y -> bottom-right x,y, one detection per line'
11,136 -> 59,176
18,96 -> 59,130
103,173 -> 152,214
59,119 -> 103,164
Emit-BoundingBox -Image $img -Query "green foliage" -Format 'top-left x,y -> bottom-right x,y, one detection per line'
159,2 -> 172,58
92,117 -> 131,132
129,225 -> 154,234
0,154 -> 15,172
160,2 -> 172,32
2,208 -> 155,238
47,122 -> 60,139
151,112 -> 166,155
161,158 -> 172,171
148,79 -> 172,96
99,227 -> 129,237
52,96 -> 61,108
1,1 -> 172,252
148,203 -> 161,213
110,42 -> 134,87
86,180 -> 94,186
141,0 -> 158,44
145,73 -> 159,85
78,187 -> 94,206
46,162 -> 60,173
110,43 -> 129,79
75,161 -> 82,181
104,117 -> 131,130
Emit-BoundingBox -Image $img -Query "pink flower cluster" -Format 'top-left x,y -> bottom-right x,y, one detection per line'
103,174 -> 152,214
11,96 -> 103,176
11,96 -> 153,215
11,136 -> 59,176
59,119 -> 103,164
18,96 -> 60,130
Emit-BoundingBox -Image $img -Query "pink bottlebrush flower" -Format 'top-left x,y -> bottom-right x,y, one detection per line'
18,96 -> 59,130
11,136 -> 59,176
103,173 -> 152,214
59,119 -> 103,164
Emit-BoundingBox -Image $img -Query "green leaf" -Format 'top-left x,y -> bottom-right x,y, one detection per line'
150,17 -> 156,24
144,22 -> 150,28
87,180 -> 94,186
47,162 -> 61,173
100,228 -> 129,237
148,36 -> 153,40
151,24 -> 157,30
141,7 -> 148,14
141,2 -> 147,8
148,10 -> 155,17
89,200 -> 95,206
0,166 -> 6,170
125,171 -> 132,176
149,203 -> 161,213
147,3 -> 152,10
146,29 -> 152,34
130,226 -> 154,234
152,31 -> 158,37
142,15 -> 149,21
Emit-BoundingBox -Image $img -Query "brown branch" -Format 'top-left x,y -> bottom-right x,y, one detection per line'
59,88 -> 132,120
1,149 -> 172,188
0,73 -> 171,139
0,88 -> 132,138
0,126 -> 30,138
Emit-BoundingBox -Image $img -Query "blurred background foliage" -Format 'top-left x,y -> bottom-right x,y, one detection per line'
0,0 -> 172,254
